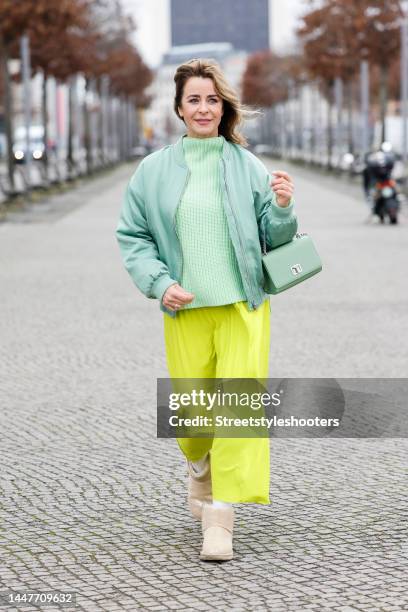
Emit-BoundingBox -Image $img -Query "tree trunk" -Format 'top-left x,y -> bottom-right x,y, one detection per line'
118,97 -> 124,161
41,70 -> 49,182
83,76 -> 92,174
309,85 -> 317,163
119,97 -> 125,161
0,36 -> 15,192
345,79 -> 354,155
96,77 -> 104,166
67,78 -> 73,172
125,99 -> 130,159
334,77 -> 343,165
280,102 -> 287,158
272,105 -> 278,152
326,80 -> 334,170
67,75 -> 75,178
379,63 -> 388,143
297,84 -> 304,160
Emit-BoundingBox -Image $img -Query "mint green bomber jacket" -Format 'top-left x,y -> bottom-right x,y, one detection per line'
116,134 -> 298,318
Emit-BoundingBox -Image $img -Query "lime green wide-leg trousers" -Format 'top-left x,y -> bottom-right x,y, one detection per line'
163,299 -> 271,504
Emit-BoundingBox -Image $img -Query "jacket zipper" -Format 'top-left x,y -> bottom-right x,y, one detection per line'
222,159 -> 257,309
173,168 -> 191,286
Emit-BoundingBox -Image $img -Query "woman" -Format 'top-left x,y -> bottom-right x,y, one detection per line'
116,58 -> 297,561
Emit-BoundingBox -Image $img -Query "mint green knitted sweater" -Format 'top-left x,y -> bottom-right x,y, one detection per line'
175,135 -> 247,310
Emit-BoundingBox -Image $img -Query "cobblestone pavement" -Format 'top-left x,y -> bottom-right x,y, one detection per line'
0,159 -> 407,612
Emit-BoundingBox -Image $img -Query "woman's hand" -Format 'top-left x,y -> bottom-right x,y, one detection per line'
271,171 -> 294,207
162,283 -> 195,311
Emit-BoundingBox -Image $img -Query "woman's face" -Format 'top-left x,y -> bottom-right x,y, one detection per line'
178,76 -> 224,138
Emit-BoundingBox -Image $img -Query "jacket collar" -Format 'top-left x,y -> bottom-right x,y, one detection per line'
173,133 -> 231,167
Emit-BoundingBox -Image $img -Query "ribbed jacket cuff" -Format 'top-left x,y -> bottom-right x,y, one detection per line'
151,275 -> 178,301
271,197 -> 295,217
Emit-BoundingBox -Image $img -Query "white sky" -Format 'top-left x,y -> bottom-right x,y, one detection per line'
120,0 -> 306,68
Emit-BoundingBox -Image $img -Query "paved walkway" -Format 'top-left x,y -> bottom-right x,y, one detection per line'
0,159 -> 407,611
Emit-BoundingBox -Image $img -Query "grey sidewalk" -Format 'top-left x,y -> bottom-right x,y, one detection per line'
0,159 -> 407,611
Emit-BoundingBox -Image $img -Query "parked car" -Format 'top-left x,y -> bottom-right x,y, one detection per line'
131,145 -> 149,158
253,144 -> 275,156
13,125 -> 46,164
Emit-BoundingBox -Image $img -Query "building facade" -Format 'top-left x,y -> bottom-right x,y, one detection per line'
170,0 -> 270,54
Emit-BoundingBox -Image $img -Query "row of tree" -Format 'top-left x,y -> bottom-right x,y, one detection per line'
242,0 -> 403,164
0,0 -> 153,192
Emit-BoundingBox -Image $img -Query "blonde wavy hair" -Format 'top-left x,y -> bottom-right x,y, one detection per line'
173,58 -> 260,147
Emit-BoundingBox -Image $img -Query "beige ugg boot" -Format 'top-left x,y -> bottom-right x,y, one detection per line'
200,503 -> 234,561
187,456 -> 212,520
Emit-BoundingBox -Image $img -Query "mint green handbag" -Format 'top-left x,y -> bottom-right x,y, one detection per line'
261,230 -> 322,294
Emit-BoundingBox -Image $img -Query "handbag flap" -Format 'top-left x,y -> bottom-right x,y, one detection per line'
262,235 -> 322,291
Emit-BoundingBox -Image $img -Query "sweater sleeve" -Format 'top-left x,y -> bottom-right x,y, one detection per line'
116,162 -> 178,301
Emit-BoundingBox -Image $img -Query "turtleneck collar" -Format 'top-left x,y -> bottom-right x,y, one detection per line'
173,133 -> 231,168
182,134 -> 224,154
